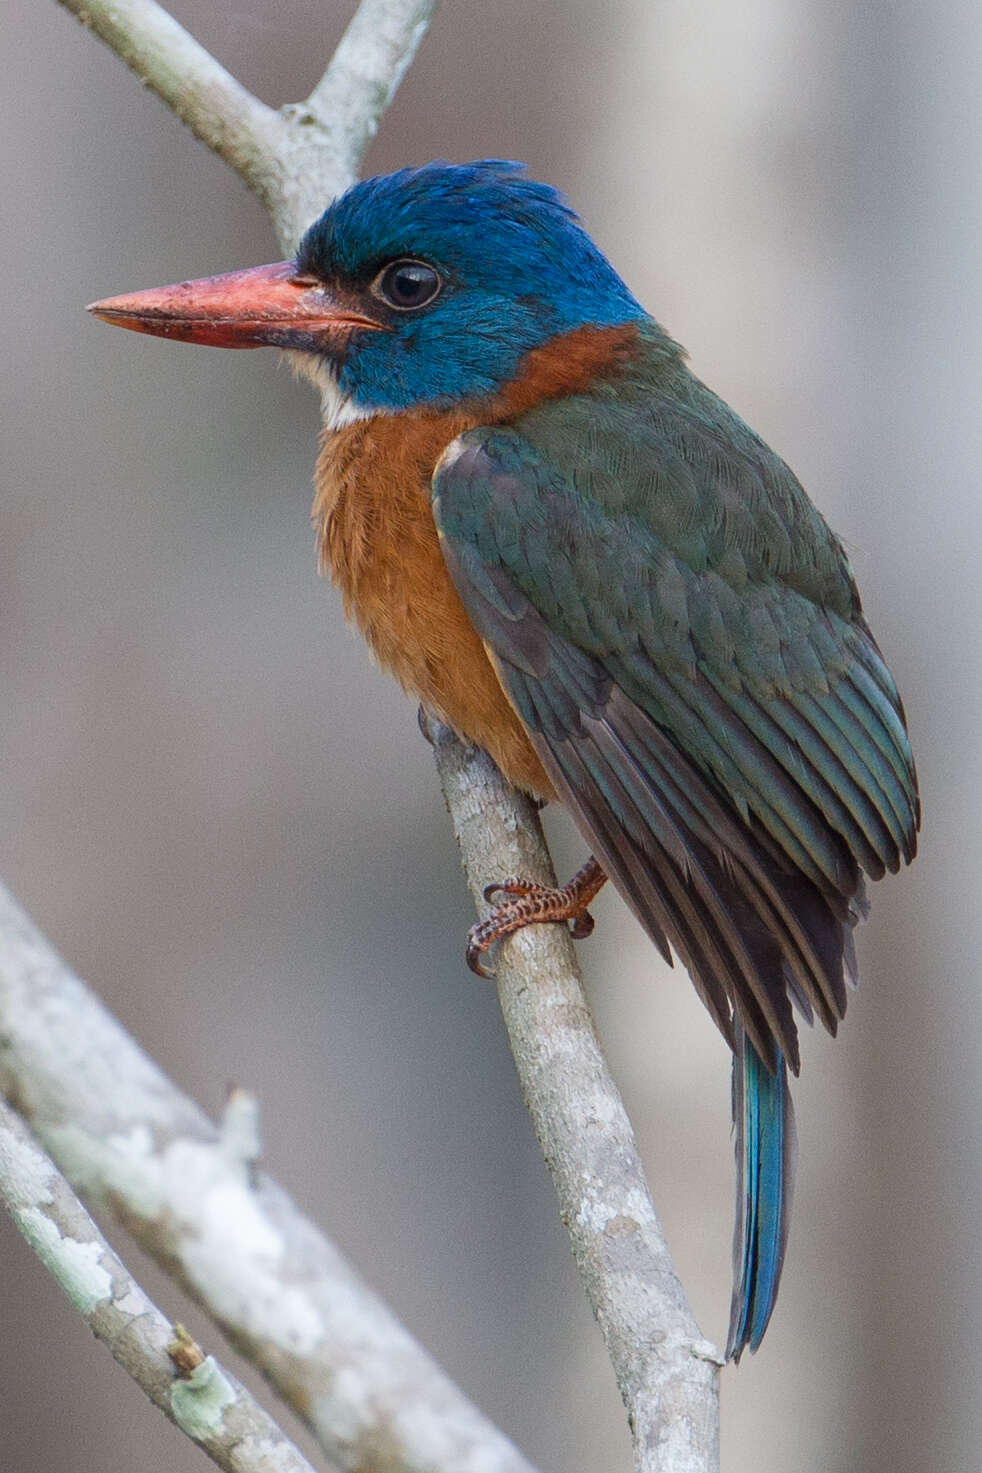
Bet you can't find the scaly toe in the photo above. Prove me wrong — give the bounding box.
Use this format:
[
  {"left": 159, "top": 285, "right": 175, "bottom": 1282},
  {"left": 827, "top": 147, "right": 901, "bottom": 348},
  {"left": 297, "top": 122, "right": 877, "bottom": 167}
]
[
  {"left": 466, "top": 925, "right": 498, "bottom": 978},
  {"left": 569, "top": 911, "right": 595, "bottom": 940},
  {"left": 482, "top": 876, "right": 538, "bottom": 903}
]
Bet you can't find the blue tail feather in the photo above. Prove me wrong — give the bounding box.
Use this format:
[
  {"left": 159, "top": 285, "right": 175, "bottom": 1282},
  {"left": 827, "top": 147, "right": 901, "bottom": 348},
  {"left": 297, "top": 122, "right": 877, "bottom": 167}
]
[{"left": 726, "top": 1027, "right": 797, "bottom": 1360}]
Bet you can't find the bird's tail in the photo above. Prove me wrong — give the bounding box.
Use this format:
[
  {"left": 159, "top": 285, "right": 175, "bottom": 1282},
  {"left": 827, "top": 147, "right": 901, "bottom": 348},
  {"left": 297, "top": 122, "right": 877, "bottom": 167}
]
[{"left": 726, "top": 1025, "right": 797, "bottom": 1361}]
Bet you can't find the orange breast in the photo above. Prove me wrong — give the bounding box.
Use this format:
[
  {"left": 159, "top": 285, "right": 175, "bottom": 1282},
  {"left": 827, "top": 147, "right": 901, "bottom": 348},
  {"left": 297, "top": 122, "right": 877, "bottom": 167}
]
[
  {"left": 311, "top": 324, "right": 642, "bottom": 799},
  {"left": 314, "top": 405, "right": 553, "bottom": 796}
]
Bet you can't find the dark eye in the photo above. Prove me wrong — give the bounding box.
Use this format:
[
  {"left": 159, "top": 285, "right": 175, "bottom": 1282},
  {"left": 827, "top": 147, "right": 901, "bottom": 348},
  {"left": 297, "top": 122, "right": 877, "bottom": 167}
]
[{"left": 372, "top": 259, "right": 441, "bottom": 311}]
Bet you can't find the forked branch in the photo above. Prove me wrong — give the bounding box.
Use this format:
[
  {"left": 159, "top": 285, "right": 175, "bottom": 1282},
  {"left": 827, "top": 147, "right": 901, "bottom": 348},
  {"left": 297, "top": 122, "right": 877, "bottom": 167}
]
[
  {"left": 24, "top": 1, "right": 723, "bottom": 1468},
  {"left": 0, "top": 1095, "right": 321, "bottom": 1473},
  {"left": 0, "top": 883, "right": 537, "bottom": 1473}
]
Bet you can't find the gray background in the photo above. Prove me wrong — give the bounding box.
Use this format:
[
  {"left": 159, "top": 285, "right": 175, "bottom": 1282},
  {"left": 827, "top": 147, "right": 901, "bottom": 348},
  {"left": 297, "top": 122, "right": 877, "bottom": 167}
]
[{"left": 2, "top": 2, "right": 979, "bottom": 1470}]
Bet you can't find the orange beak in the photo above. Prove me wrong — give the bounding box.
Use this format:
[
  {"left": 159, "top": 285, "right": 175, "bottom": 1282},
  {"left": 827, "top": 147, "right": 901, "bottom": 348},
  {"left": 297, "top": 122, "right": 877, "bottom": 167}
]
[{"left": 87, "top": 261, "right": 384, "bottom": 350}]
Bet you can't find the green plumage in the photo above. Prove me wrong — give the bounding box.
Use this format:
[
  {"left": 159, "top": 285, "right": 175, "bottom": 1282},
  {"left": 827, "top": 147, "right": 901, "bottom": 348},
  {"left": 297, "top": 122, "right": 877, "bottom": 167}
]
[
  {"left": 434, "top": 324, "right": 918, "bottom": 1069},
  {"left": 433, "top": 320, "right": 918, "bottom": 1358}
]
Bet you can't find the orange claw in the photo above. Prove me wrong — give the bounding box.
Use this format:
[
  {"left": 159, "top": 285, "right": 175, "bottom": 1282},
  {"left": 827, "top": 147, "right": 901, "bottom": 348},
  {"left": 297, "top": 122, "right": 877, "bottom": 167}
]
[{"left": 466, "top": 856, "right": 607, "bottom": 976}]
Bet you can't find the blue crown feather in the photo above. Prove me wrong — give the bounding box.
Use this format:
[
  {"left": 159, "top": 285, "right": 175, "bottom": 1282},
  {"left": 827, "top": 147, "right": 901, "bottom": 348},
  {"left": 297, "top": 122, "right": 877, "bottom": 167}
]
[{"left": 296, "top": 160, "right": 648, "bottom": 410}]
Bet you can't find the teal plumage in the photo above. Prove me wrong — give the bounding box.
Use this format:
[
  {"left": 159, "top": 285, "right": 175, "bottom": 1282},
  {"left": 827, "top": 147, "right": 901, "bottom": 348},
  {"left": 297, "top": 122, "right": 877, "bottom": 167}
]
[{"left": 729, "top": 1036, "right": 795, "bottom": 1355}]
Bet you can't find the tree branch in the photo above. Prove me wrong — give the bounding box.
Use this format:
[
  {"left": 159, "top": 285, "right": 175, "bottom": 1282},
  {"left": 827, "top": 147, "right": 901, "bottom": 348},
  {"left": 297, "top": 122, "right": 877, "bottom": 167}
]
[
  {"left": 38, "top": 0, "right": 723, "bottom": 1467},
  {"left": 55, "top": 0, "right": 440, "bottom": 246},
  {"left": 0, "top": 1096, "right": 322, "bottom": 1473},
  {"left": 300, "top": 0, "right": 439, "bottom": 192},
  {"left": 0, "top": 882, "right": 538, "bottom": 1473},
  {"left": 426, "top": 722, "right": 721, "bottom": 1472},
  {"left": 55, "top": 0, "right": 289, "bottom": 210}
]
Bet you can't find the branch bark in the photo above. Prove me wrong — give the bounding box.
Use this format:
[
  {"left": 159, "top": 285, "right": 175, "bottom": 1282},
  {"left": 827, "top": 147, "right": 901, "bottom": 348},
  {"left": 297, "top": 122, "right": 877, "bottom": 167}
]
[
  {"left": 427, "top": 723, "right": 721, "bottom": 1472},
  {"left": 0, "top": 882, "right": 538, "bottom": 1473},
  {"left": 33, "top": 1, "right": 723, "bottom": 1468},
  {"left": 0, "top": 1096, "right": 322, "bottom": 1473},
  {"left": 57, "top": 0, "right": 289, "bottom": 210},
  {"left": 57, "top": 0, "right": 441, "bottom": 245}
]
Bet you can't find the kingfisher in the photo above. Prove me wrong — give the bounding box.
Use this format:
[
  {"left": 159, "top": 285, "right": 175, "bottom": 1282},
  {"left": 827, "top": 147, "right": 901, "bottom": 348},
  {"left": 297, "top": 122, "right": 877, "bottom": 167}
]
[{"left": 88, "top": 160, "right": 919, "bottom": 1359}]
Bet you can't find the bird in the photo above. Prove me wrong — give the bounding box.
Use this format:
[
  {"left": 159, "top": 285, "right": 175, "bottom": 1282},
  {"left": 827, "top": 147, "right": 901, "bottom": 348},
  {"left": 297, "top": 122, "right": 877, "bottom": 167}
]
[{"left": 88, "top": 159, "right": 919, "bottom": 1359}]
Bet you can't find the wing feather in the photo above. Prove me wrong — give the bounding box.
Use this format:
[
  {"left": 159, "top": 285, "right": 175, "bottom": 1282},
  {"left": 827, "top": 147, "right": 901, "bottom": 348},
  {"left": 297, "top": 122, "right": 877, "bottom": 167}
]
[{"left": 432, "top": 423, "right": 918, "bottom": 1069}]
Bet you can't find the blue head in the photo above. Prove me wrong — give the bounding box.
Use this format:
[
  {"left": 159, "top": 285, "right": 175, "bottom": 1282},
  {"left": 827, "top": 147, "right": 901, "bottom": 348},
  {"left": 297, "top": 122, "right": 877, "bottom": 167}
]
[
  {"left": 89, "top": 161, "right": 650, "bottom": 415},
  {"left": 292, "top": 160, "right": 648, "bottom": 411}
]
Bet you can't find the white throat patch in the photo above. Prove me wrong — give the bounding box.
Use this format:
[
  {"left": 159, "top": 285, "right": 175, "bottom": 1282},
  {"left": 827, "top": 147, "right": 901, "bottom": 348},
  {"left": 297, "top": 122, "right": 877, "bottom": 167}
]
[{"left": 282, "top": 351, "right": 379, "bottom": 431}]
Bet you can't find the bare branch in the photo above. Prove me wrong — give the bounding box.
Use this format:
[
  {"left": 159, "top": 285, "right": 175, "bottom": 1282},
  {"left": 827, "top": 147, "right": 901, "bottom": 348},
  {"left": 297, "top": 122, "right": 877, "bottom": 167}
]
[
  {"left": 305, "top": 0, "right": 439, "bottom": 174},
  {"left": 0, "top": 884, "right": 538, "bottom": 1473},
  {"left": 269, "top": 0, "right": 441, "bottom": 245},
  {"left": 41, "top": 0, "right": 723, "bottom": 1466},
  {"left": 427, "top": 722, "right": 721, "bottom": 1473},
  {"left": 0, "top": 1094, "right": 322, "bottom": 1473},
  {"left": 54, "top": 0, "right": 288, "bottom": 210},
  {"left": 55, "top": 0, "right": 440, "bottom": 247}
]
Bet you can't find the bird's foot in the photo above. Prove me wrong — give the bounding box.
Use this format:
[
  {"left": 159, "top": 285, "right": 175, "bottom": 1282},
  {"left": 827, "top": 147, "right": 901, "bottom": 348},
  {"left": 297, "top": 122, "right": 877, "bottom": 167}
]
[{"left": 466, "top": 856, "right": 607, "bottom": 977}]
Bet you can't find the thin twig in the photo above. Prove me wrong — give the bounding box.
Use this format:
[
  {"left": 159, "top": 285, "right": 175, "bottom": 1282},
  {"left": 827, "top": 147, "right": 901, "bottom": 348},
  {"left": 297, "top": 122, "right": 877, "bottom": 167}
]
[
  {"left": 0, "top": 1094, "right": 322, "bottom": 1473},
  {"left": 55, "top": 0, "right": 288, "bottom": 210},
  {"left": 427, "top": 722, "right": 722, "bottom": 1473},
  {"left": 305, "top": 0, "right": 438, "bottom": 173},
  {"left": 55, "top": 0, "right": 440, "bottom": 246},
  {"left": 272, "top": 0, "right": 442, "bottom": 244},
  {"left": 0, "top": 883, "right": 538, "bottom": 1473}
]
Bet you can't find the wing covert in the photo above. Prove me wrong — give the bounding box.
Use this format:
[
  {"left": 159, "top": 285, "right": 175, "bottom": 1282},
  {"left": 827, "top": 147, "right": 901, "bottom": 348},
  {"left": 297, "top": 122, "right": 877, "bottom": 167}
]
[{"left": 432, "top": 424, "right": 918, "bottom": 1067}]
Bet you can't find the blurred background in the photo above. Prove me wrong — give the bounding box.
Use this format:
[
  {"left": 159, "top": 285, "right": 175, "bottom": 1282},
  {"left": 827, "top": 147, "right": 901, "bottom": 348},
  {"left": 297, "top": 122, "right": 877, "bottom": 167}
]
[{"left": 2, "top": 1, "right": 980, "bottom": 1469}]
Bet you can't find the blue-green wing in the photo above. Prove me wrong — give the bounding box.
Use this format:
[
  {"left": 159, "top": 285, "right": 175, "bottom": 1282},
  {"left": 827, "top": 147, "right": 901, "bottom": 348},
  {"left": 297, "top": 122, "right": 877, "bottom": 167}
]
[{"left": 432, "top": 418, "right": 918, "bottom": 1071}]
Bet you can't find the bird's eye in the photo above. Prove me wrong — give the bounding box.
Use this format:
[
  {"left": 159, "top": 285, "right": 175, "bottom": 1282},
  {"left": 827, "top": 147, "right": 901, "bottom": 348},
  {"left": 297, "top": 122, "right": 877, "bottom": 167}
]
[{"left": 372, "top": 260, "right": 441, "bottom": 311}]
